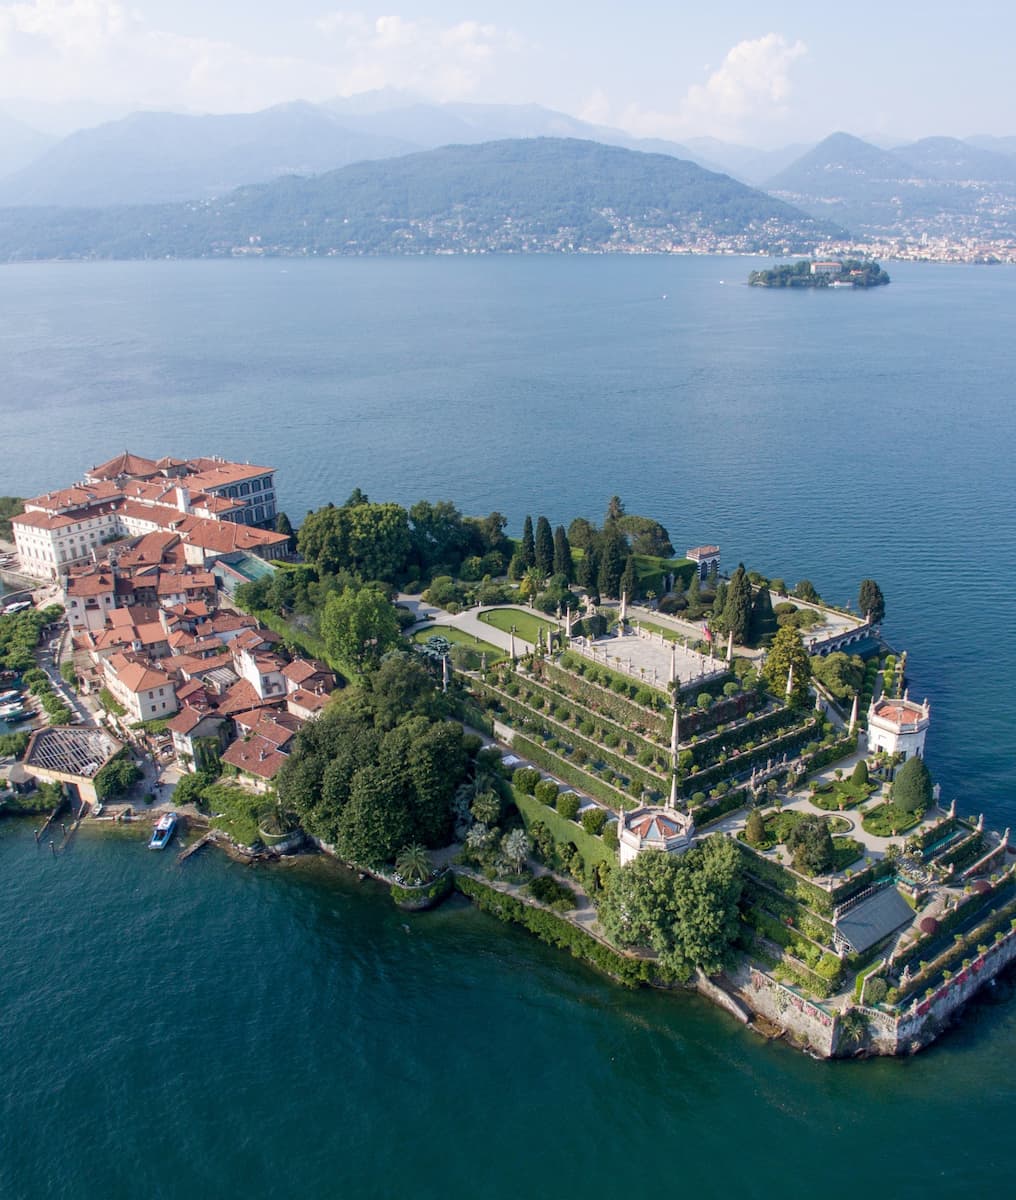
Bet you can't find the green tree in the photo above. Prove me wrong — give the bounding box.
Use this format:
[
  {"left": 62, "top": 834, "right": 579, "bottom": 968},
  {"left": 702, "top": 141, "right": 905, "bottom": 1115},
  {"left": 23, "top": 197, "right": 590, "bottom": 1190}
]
[
  {"left": 552, "top": 524, "right": 574, "bottom": 582},
  {"left": 577, "top": 544, "right": 599, "bottom": 594},
  {"left": 298, "top": 501, "right": 411, "bottom": 582},
  {"left": 567, "top": 517, "right": 597, "bottom": 549},
  {"left": 851, "top": 759, "right": 869, "bottom": 786},
  {"left": 787, "top": 816, "right": 834, "bottom": 874},
  {"left": 605, "top": 495, "right": 626, "bottom": 522},
  {"left": 892, "top": 755, "right": 932, "bottom": 814},
  {"left": 93, "top": 754, "right": 142, "bottom": 800},
  {"left": 748, "top": 586, "right": 778, "bottom": 644},
  {"left": 761, "top": 625, "right": 812, "bottom": 704},
  {"left": 793, "top": 580, "right": 820, "bottom": 603},
  {"left": 619, "top": 555, "right": 637, "bottom": 602},
  {"left": 274, "top": 511, "right": 294, "bottom": 551},
  {"left": 336, "top": 764, "right": 413, "bottom": 868},
  {"left": 534, "top": 515, "right": 554, "bottom": 578},
  {"left": 722, "top": 563, "right": 753, "bottom": 645},
  {"left": 598, "top": 836, "right": 743, "bottom": 980},
  {"left": 409, "top": 499, "right": 470, "bottom": 574},
  {"left": 745, "top": 808, "right": 767, "bottom": 846},
  {"left": 858, "top": 579, "right": 886, "bottom": 624},
  {"left": 615, "top": 514, "right": 674, "bottom": 557},
  {"left": 520, "top": 515, "right": 535, "bottom": 569},
  {"left": 597, "top": 525, "right": 627, "bottom": 598},
  {"left": 395, "top": 843, "right": 432, "bottom": 884},
  {"left": 320, "top": 586, "right": 401, "bottom": 672}
]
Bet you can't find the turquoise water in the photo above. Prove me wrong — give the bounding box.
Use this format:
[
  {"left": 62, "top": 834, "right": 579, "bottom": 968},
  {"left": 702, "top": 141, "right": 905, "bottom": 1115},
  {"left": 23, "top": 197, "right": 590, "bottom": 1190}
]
[
  {"left": 2, "top": 256, "right": 1016, "bottom": 1197},
  {"left": 3, "top": 822, "right": 1016, "bottom": 1200}
]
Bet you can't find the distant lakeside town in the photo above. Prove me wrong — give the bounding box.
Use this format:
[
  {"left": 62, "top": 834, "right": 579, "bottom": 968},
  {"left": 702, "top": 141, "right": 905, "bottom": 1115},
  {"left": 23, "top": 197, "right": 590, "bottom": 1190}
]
[{"left": 3, "top": 453, "right": 1016, "bottom": 1060}]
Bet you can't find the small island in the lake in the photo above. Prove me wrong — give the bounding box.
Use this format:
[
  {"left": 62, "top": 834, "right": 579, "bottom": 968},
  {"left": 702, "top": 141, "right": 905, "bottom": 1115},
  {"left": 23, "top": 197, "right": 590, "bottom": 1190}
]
[{"left": 749, "top": 259, "right": 891, "bottom": 288}]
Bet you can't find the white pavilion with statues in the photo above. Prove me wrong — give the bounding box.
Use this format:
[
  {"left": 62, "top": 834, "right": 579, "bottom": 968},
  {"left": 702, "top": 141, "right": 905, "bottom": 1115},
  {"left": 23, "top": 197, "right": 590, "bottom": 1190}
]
[{"left": 617, "top": 703, "right": 695, "bottom": 864}]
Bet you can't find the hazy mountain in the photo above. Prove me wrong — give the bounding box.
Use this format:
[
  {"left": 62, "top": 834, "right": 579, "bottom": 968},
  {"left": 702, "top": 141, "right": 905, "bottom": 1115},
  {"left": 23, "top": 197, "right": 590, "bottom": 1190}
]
[
  {"left": 0, "top": 103, "right": 419, "bottom": 206},
  {"left": 965, "top": 135, "right": 1016, "bottom": 156},
  {"left": 324, "top": 95, "right": 718, "bottom": 169},
  {"left": 0, "top": 111, "right": 54, "bottom": 176},
  {"left": 0, "top": 93, "right": 727, "bottom": 208},
  {"left": 891, "top": 136, "right": 1016, "bottom": 183},
  {"left": 684, "top": 137, "right": 813, "bottom": 185},
  {"left": 767, "top": 132, "right": 1016, "bottom": 238},
  {"left": 0, "top": 137, "right": 843, "bottom": 261}
]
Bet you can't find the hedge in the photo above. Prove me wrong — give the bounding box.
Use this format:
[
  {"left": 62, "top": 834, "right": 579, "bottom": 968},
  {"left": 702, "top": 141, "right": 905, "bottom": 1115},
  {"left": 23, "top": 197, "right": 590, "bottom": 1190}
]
[
  {"left": 735, "top": 841, "right": 835, "bottom": 916},
  {"left": 547, "top": 658, "right": 669, "bottom": 733},
  {"left": 683, "top": 717, "right": 821, "bottom": 792},
  {"left": 480, "top": 683, "right": 665, "bottom": 799},
  {"left": 508, "top": 733, "right": 634, "bottom": 810},
  {"left": 454, "top": 873, "right": 657, "bottom": 987},
  {"left": 496, "top": 670, "right": 669, "bottom": 758},
  {"left": 683, "top": 703, "right": 794, "bottom": 768}
]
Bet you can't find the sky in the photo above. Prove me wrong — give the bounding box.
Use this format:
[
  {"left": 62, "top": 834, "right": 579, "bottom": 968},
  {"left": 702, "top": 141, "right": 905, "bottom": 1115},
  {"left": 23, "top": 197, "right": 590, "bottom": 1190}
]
[{"left": 0, "top": 0, "right": 1014, "bottom": 144}]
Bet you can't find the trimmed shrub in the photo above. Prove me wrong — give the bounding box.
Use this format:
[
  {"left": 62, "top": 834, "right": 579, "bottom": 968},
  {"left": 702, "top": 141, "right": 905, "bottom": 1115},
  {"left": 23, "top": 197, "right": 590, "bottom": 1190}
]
[
  {"left": 581, "top": 808, "right": 607, "bottom": 835},
  {"left": 512, "top": 767, "right": 540, "bottom": 795},
  {"left": 556, "top": 792, "right": 580, "bottom": 821},
  {"left": 534, "top": 778, "right": 560, "bottom": 807}
]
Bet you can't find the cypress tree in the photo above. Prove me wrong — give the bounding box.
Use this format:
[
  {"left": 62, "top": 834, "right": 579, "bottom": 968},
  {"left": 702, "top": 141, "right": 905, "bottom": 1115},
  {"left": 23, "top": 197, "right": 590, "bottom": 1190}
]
[
  {"left": 620, "top": 556, "right": 637, "bottom": 602},
  {"left": 553, "top": 525, "right": 574, "bottom": 582},
  {"left": 520, "top": 515, "right": 535, "bottom": 569},
  {"left": 722, "top": 563, "right": 753, "bottom": 645},
  {"left": 534, "top": 515, "right": 554, "bottom": 578},
  {"left": 598, "top": 526, "right": 626, "bottom": 598},
  {"left": 687, "top": 571, "right": 702, "bottom": 611},
  {"left": 578, "top": 545, "right": 599, "bottom": 594},
  {"left": 858, "top": 579, "right": 886, "bottom": 624},
  {"left": 749, "top": 586, "right": 778, "bottom": 644}
]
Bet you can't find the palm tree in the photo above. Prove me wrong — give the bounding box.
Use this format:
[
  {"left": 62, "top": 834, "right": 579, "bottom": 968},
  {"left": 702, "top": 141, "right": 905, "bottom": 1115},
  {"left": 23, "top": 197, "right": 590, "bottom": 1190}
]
[{"left": 395, "top": 843, "right": 432, "bottom": 884}]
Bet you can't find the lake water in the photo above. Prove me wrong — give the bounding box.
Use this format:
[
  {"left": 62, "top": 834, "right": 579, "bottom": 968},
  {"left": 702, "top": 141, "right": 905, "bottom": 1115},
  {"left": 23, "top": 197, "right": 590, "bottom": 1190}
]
[{"left": 1, "top": 255, "right": 1015, "bottom": 1198}]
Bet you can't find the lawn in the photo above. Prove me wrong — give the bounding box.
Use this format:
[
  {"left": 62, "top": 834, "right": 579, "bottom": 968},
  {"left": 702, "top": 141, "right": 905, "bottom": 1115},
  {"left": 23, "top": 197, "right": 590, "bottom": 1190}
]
[
  {"left": 513, "top": 787, "right": 612, "bottom": 868},
  {"left": 479, "top": 607, "right": 557, "bottom": 644},
  {"left": 862, "top": 803, "right": 923, "bottom": 838},
  {"left": 411, "top": 625, "right": 505, "bottom": 666},
  {"left": 808, "top": 778, "right": 877, "bottom": 812}
]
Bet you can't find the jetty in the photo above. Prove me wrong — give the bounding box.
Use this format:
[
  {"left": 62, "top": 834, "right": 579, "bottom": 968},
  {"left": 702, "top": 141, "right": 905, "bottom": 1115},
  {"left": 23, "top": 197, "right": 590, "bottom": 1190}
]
[{"left": 177, "top": 829, "right": 215, "bottom": 864}]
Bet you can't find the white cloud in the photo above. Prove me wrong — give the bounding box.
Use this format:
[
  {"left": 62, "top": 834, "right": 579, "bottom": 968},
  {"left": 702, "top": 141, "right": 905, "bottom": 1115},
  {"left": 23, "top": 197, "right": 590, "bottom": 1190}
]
[
  {"left": 682, "top": 33, "right": 807, "bottom": 124},
  {"left": 590, "top": 33, "right": 808, "bottom": 141},
  {"left": 316, "top": 10, "right": 523, "bottom": 101},
  {"left": 0, "top": 2, "right": 521, "bottom": 111}
]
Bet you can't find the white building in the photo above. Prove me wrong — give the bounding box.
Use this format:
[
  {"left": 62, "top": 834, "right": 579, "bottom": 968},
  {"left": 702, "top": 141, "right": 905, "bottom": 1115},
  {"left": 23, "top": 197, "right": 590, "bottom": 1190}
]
[
  {"left": 866, "top": 693, "right": 930, "bottom": 761},
  {"left": 618, "top": 806, "right": 695, "bottom": 866},
  {"left": 101, "top": 654, "right": 179, "bottom": 723},
  {"left": 13, "top": 452, "right": 288, "bottom": 580},
  {"left": 685, "top": 545, "right": 720, "bottom": 580}
]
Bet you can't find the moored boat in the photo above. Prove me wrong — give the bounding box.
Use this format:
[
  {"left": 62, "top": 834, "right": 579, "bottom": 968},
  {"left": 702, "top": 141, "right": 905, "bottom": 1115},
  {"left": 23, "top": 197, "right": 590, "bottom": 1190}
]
[{"left": 148, "top": 812, "right": 178, "bottom": 850}]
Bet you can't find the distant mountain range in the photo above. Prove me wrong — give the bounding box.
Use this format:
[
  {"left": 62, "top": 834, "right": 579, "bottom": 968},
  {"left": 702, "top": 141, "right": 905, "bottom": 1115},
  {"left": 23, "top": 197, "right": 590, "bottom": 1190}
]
[
  {"left": 2, "top": 91, "right": 1016, "bottom": 245},
  {"left": 0, "top": 96, "right": 718, "bottom": 207},
  {"left": 767, "top": 132, "right": 1016, "bottom": 238},
  {"left": 0, "top": 138, "right": 842, "bottom": 261}
]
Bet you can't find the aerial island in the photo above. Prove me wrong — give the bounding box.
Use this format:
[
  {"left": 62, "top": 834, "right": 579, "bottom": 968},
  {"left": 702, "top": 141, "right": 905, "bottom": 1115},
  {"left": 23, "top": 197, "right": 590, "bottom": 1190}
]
[
  {"left": 2, "top": 454, "right": 1013, "bottom": 1060},
  {"left": 749, "top": 258, "right": 892, "bottom": 288}
]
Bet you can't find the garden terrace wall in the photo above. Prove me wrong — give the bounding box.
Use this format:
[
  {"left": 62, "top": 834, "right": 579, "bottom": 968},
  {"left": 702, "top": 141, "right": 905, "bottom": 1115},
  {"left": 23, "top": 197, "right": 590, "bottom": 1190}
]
[
  {"left": 682, "top": 716, "right": 821, "bottom": 793},
  {"left": 741, "top": 877, "right": 836, "bottom": 945},
  {"left": 683, "top": 703, "right": 792, "bottom": 768},
  {"left": 735, "top": 841, "right": 835, "bottom": 915},
  {"left": 454, "top": 872, "right": 658, "bottom": 987},
  {"left": 508, "top": 733, "right": 636, "bottom": 810},
  {"left": 692, "top": 789, "right": 750, "bottom": 828},
  {"left": 829, "top": 857, "right": 896, "bottom": 907},
  {"left": 475, "top": 681, "right": 666, "bottom": 798},
  {"left": 547, "top": 658, "right": 669, "bottom": 736},
  {"left": 730, "top": 963, "right": 838, "bottom": 1056},
  {"left": 869, "top": 913, "right": 1016, "bottom": 1055},
  {"left": 504, "top": 671, "right": 672, "bottom": 762}
]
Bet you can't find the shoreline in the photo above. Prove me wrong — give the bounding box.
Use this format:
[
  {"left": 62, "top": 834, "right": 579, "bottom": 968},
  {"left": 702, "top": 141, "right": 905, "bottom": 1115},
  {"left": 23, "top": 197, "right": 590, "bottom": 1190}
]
[{"left": 22, "top": 808, "right": 1011, "bottom": 1061}]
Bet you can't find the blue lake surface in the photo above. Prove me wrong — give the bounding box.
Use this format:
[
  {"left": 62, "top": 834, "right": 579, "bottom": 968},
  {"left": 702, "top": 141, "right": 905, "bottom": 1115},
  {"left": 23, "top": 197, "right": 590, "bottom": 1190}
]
[{"left": 1, "top": 255, "right": 1015, "bottom": 1198}]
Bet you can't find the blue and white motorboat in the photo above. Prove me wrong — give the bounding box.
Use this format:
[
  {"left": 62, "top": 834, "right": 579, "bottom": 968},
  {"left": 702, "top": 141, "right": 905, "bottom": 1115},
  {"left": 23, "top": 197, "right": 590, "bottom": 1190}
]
[{"left": 148, "top": 812, "right": 178, "bottom": 850}]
